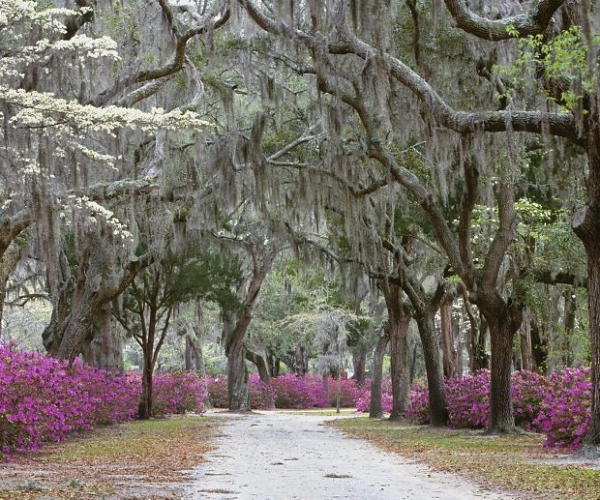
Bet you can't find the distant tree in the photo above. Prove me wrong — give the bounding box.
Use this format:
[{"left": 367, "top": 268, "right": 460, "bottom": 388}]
[{"left": 114, "top": 250, "right": 240, "bottom": 419}]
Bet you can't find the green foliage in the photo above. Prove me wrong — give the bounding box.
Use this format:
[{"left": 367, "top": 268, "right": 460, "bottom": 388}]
[
  {"left": 500, "top": 25, "right": 600, "bottom": 111},
  {"left": 345, "top": 317, "right": 372, "bottom": 348},
  {"left": 164, "top": 252, "right": 242, "bottom": 311}
]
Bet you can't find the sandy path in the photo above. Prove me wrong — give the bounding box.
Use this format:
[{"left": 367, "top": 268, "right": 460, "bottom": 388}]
[{"left": 185, "top": 411, "right": 517, "bottom": 500}]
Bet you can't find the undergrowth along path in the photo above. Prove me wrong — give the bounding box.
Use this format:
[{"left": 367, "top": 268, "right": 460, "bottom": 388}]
[{"left": 186, "top": 410, "right": 516, "bottom": 500}]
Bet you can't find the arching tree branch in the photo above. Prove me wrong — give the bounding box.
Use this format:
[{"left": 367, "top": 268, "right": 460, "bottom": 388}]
[{"left": 443, "top": 0, "right": 565, "bottom": 40}]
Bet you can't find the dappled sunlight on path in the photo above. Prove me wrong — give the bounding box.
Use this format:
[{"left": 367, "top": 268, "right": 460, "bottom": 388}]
[{"left": 185, "top": 410, "right": 517, "bottom": 500}]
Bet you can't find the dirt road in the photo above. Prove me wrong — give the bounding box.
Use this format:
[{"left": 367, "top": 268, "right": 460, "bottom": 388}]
[{"left": 185, "top": 411, "right": 516, "bottom": 500}]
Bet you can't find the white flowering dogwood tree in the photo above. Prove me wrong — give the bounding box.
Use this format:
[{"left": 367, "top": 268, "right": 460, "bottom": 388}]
[{"left": 0, "top": 0, "right": 226, "bottom": 363}]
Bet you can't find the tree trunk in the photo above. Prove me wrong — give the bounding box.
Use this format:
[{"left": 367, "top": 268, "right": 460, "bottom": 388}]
[
  {"left": 137, "top": 305, "right": 160, "bottom": 420},
  {"left": 293, "top": 345, "right": 308, "bottom": 376},
  {"left": 267, "top": 352, "right": 280, "bottom": 377},
  {"left": 139, "top": 356, "right": 154, "bottom": 419},
  {"left": 0, "top": 242, "right": 27, "bottom": 337},
  {"left": 529, "top": 316, "right": 547, "bottom": 373},
  {"left": 351, "top": 345, "right": 367, "bottom": 387},
  {"left": 416, "top": 314, "right": 449, "bottom": 426},
  {"left": 228, "top": 337, "right": 249, "bottom": 411},
  {"left": 55, "top": 299, "right": 102, "bottom": 361},
  {"left": 572, "top": 202, "right": 600, "bottom": 448},
  {"left": 44, "top": 246, "right": 147, "bottom": 362},
  {"left": 185, "top": 335, "right": 195, "bottom": 371},
  {"left": 477, "top": 294, "right": 521, "bottom": 433},
  {"left": 185, "top": 333, "right": 206, "bottom": 375},
  {"left": 519, "top": 309, "right": 533, "bottom": 372},
  {"left": 385, "top": 286, "right": 411, "bottom": 421},
  {"left": 318, "top": 371, "right": 327, "bottom": 405},
  {"left": 222, "top": 245, "right": 276, "bottom": 410},
  {"left": 440, "top": 301, "right": 457, "bottom": 378},
  {"left": 462, "top": 291, "right": 488, "bottom": 373},
  {"left": 88, "top": 304, "right": 124, "bottom": 371},
  {"left": 369, "top": 330, "right": 389, "bottom": 418},
  {"left": 246, "top": 349, "right": 271, "bottom": 385},
  {"left": 472, "top": 315, "right": 490, "bottom": 372},
  {"left": 488, "top": 320, "right": 515, "bottom": 432},
  {"left": 562, "top": 288, "right": 576, "bottom": 368}
]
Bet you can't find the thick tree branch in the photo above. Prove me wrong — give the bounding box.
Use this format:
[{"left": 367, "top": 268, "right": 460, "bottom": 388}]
[
  {"left": 526, "top": 268, "right": 587, "bottom": 288},
  {"left": 0, "top": 210, "right": 32, "bottom": 259},
  {"left": 481, "top": 181, "right": 519, "bottom": 290},
  {"left": 334, "top": 17, "right": 583, "bottom": 146},
  {"left": 240, "top": 0, "right": 583, "bottom": 145},
  {"left": 458, "top": 139, "right": 477, "bottom": 272},
  {"left": 82, "top": 178, "right": 158, "bottom": 201},
  {"left": 443, "top": 0, "right": 564, "bottom": 41},
  {"left": 267, "top": 125, "right": 321, "bottom": 162},
  {"left": 90, "top": 4, "right": 230, "bottom": 106}
]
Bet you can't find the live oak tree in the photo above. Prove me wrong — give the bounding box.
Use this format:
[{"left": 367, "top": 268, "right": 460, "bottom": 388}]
[
  {"left": 113, "top": 245, "right": 240, "bottom": 419},
  {"left": 216, "top": 224, "right": 279, "bottom": 411},
  {"left": 293, "top": 195, "right": 451, "bottom": 424},
  {"left": 0, "top": 1, "right": 221, "bottom": 363},
  {"left": 236, "top": 1, "right": 600, "bottom": 443},
  {"left": 5, "top": 0, "right": 600, "bottom": 447},
  {"left": 234, "top": 1, "right": 496, "bottom": 427}
]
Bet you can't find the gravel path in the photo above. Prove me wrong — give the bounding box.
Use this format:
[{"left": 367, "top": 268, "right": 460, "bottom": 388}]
[{"left": 185, "top": 411, "right": 517, "bottom": 500}]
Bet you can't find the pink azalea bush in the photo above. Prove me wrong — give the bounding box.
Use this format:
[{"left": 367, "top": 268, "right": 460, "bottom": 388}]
[
  {"left": 408, "top": 370, "right": 546, "bottom": 429},
  {"left": 327, "top": 377, "right": 361, "bottom": 407},
  {"left": 205, "top": 376, "right": 228, "bottom": 408},
  {"left": 271, "top": 374, "right": 328, "bottom": 408},
  {"left": 355, "top": 378, "right": 393, "bottom": 414},
  {"left": 204, "top": 374, "right": 276, "bottom": 409},
  {"left": 0, "top": 345, "right": 209, "bottom": 459},
  {"left": 405, "top": 382, "right": 430, "bottom": 424},
  {"left": 206, "top": 374, "right": 360, "bottom": 410},
  {"left": 511, "top": 370, "right": 546, "bottom": 428},
  {"left": 405, "top": 368, "right": 591, "bottom": 450},
  {"left": 0, "top": 344, "right": 138, "bottom": 458},
  {"left": 532, "top": 366, "right": 591, "bottom": 449},
  {"left": 248, "top": 374, "right": 275, "bottom": 409},
  {"left": 148, "top": 371, "right": 207, "bottom": 417},
  {"left": 445, "top": 370, "right": 491, "bottom": 428}
]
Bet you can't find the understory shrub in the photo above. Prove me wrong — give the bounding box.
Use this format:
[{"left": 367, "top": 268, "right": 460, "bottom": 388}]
[
  {"left": 206, "top": 374, "right": 360, "bottom": 410},
  {"left": 532, "top": 366, "right": 591, "bottom": 449},
  {"left": 205, "top": 376, "right": 228, "bottom": 408},
  {"left": 445, "top": 370, "right": 491, "bottom": 428},
  {"left": 0, "top": 344, "right": 138, "bottom": 458},
  {"left": 270, "top": 374, "right": 328, "bottom": 408},
  {"left": 355, "top": 378, "right": 393, "bottom": 414},
  {"left": 327, "top": 377, "right": 361, "bottom": 407},
  {"left": 406, "top": 368, "right": 589, "bottom": 449},
  {"left": 408, "top": 370, "right": 546, "bottom": 429},
  {"left": 150, "top": 371, "right": 208, "bottom": 416},
  {"left": 405, "top": 382, "right": 429, "bottom": 424},
  {"left": 0, "top": 345, "right": 208, "bottom": 459},
  {"left": 249, "top": 374, "right": 275, "bottom": 409}
]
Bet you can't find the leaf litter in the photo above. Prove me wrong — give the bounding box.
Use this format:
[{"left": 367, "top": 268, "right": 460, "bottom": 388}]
[{"left": 0, "top": 415, "right": 217, "bottom": 500}]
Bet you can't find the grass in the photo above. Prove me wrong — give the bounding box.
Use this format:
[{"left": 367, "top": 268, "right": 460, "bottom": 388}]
[
  {"left": 331, "top": 417, "right": 600, "bottom": 500},
  {"left": 0, "top": 415, "right": 218, "bottom": 500},
  {"left": 54, "top": 415, "right": 214, "bottom": 465}
]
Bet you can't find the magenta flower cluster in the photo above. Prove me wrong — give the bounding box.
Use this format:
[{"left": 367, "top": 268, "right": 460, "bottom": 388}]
[
  {"left": 531, "top": 367, "right": 592, "bottom": 449},
  {"left": 206, "top": 374, "right": 360, "bottom": 409},
  {"left": 405, "top": 368, "right": 591, "bottom": 449},
  {"left": 354, "top": 378, "right": 394, "bottom": 413},
  {"left": 126, "top": 371, "right": 208, "bottom": 417},
  {"left": 0, "top": 345, "right": 208, "bottom": 459},
  {"left": 0, "top": 344, "right": 138, "bottom": 458}
]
